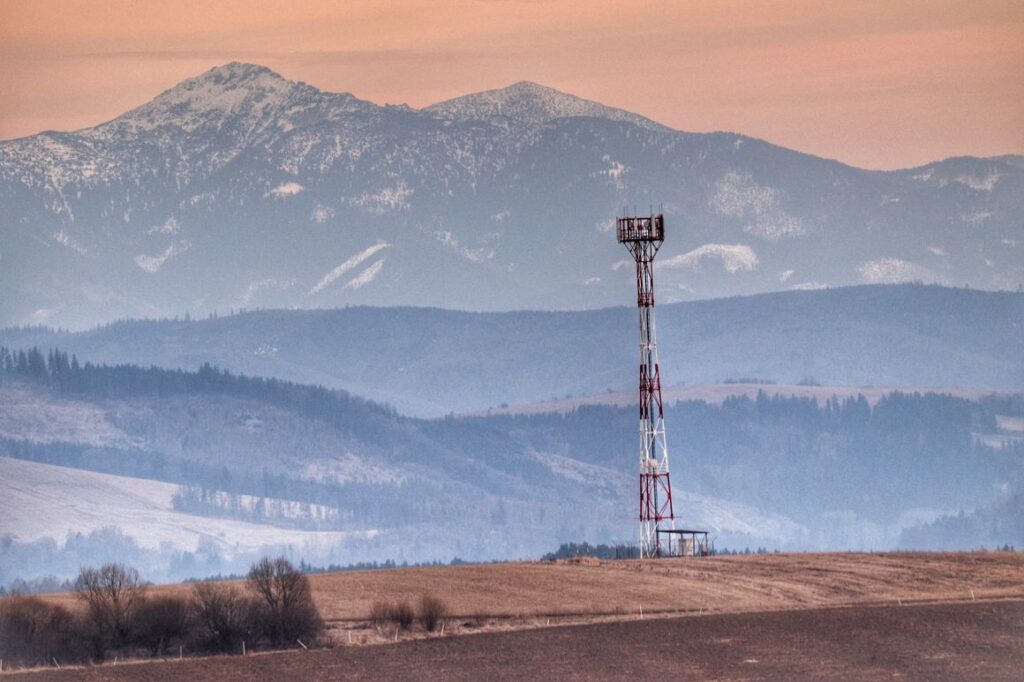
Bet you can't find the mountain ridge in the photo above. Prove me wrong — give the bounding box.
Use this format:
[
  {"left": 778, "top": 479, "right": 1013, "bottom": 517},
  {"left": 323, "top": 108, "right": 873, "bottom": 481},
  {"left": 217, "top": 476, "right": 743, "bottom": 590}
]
[
  {"left": 3, "top": 284, "right": 1020, "bottom": 417},
  {"left": 2, "top": 63, "right": 1021, "bottom": 329}
]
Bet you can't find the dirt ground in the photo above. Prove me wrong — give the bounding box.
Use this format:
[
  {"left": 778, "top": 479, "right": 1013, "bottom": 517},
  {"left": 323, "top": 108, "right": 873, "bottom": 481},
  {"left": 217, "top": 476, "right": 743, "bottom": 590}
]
[{"left": 12, "top": 600, "right": 1023, "bottom": 681}]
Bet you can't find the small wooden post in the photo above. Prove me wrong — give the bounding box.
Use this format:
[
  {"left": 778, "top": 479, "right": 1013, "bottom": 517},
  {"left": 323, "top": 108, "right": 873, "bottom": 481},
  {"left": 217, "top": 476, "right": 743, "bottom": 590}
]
[{"left": 242, "top": 641, "right": 246, "bottom": 656}]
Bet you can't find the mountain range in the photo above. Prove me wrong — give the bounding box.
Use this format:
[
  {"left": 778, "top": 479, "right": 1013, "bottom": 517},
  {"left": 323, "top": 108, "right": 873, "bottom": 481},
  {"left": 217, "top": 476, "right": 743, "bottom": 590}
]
[{"left": 2, "top": 62, "right": 1022, "bottom": 329}]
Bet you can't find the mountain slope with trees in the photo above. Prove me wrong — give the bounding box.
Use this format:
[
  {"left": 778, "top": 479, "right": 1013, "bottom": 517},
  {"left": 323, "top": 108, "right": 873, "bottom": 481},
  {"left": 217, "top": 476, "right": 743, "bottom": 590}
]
[
  {"left": 1, "top": 349, "right": 1020, "bottom": 582},
  {"left": 3, "top": 285, "right": 1021, "bottom": 416}
]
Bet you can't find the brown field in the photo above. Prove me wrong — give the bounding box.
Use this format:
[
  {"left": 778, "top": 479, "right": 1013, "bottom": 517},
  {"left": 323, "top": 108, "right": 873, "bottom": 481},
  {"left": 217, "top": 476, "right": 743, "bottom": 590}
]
[
  {"left": 11, "top": 600, "right": 1024, "bottom": 681},
  {"left": 307, "top": 551, "right": 1024, "bottom": 623},
  {"left": 17, "top": 552, "right": 1023, "bottom": 679},
  {"left": 39, "top": 551, "right": 1024, "bottom": 623}
]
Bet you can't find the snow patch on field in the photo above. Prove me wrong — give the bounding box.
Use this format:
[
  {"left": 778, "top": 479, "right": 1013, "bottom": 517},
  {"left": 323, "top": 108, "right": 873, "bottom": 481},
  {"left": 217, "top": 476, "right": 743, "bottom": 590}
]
[
  {"left": 529, "top": 448, "right": 801, "bottom": 542},
  {"left": 961, "top": 210, "right": 992, "bottom": 225},
  {"left": 710, "top": 171, "right": 807, "bottom": 240},
  {"left": 147, "top": 217, "right": 181, "bottom": 235},
  {"left": 135, "top": 240, "right": 190, "bottom": 272},
  {"left": 342, "top": 258, "right": 384, "bottom": 290},
  {"left": 0, "top": 457, "right": 373, "bottom": 554},
  {"left": 954, "top": 172, "right": 999, "bottom": 192},
  {"left": 435, "top": 231, "right": 495, "bottom": 263},
  {"left": 660, "top": 243, "right": 759, "bottom": 273},
  {"left": 301, "top": 456, "right": 406, "bottom": 485},
  {"left": 857, "top": 258, "right": 938, "bottom": 284},
  {"left": 266, "top": 181, "right": 304, "bottom": 198},
  {"left": 598, "top": 155, "right": 627, "bottom": 189},
  {"left": 0, "top": 385, "right": 134, "bottom": 447},
  {"left": 349, "top": 184, "right": 412, "bottom": 212},
  {"left": 529, "top": 450, "right": 626, "bottom": 492},
  {"left": 310, "top": 203, "right": 335, "bottom": 223},
  {"left": 239, "top": 277, "right": 296, "bottom": 305},
  {"left": 53, "top": 230, "right": 87, "bottom": 254},
  {"left": 676, "top": 490, "right": 803, "bottom": 541},
  {"left": 308, "top": 242, "right": 389, "bottom": 295}
]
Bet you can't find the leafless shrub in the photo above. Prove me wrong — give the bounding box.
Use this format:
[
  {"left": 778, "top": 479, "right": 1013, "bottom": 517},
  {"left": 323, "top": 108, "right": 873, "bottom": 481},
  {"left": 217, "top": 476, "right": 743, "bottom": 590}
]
[
  {"left": 246, "top": 556, "right": 322, "bottom": 643},
  {"left": 0, "top": 595, "right": 86, "bottom": 667},
  {"left": 389, "top": 601, "right": 415, "bottom": 630},
  {"left": 75, "top": 563, "right": 145, "bottom": 658},
  {"left": 418, "top": 595, "right": 448, "bottom": 632},
  {"left": 132, "top": 595, "right": 191, "bottom": 656},
  {"left": 369, "top": 601, "right": 391, "bottom": 629},
  {"left": 190, "top": 582, "right": 253, "bottom": 652}
]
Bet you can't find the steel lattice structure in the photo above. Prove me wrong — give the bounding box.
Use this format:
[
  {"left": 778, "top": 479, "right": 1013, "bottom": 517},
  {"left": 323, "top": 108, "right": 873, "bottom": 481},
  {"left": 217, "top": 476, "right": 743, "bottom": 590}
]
[{"left": 617, "top": 213, "right": 675, "bottom": 557}]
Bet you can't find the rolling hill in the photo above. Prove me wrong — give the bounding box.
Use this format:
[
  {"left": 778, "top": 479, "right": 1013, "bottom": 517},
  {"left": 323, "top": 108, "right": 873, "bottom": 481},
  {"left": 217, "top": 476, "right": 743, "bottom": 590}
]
[
  {"left": 3, "top": 284, "right": 1021, "bottom": 416},
  {"left": 1, "top": 352, "right": 1020, "bottom": 582}
]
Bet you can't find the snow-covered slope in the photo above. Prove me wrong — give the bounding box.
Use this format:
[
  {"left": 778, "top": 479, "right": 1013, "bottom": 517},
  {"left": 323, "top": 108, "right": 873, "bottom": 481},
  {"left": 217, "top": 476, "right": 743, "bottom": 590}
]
[
  {"left": 1, "top": 63, "right": 1021, "bottom": 329},
  {"left": 0, "top": 456, "right": 366, "bottom": 553},
  {"left": 425, "top": 80, "right": 667, "bottom": 132}
]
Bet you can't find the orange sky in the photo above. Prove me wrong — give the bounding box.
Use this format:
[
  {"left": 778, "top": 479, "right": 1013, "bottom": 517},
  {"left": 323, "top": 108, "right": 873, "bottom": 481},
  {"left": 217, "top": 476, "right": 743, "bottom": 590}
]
[{"left": 1, "top": 0, "right": 1022, "bottom": 169}]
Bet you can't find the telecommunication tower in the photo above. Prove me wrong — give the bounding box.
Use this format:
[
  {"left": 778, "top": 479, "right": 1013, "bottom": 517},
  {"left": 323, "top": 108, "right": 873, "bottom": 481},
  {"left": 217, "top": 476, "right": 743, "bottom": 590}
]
[{"left": 617, "top": 213, "right": 675, "bottom": 557}]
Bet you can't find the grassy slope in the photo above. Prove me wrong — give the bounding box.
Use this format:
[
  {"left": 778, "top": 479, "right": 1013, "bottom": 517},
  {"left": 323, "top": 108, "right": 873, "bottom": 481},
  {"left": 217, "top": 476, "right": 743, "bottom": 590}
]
[{"left": 42, "top": 551, "right": 1024, "bottom": 621}]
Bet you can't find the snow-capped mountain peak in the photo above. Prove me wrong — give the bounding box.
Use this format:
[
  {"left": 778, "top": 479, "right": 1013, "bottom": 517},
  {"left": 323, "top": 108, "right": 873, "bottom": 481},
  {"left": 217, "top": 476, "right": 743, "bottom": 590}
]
[
  {"left": 424, "top": 80, "right": 669, "bottom": 131},
  {"left": 109, "top": 62, "right": 314, "bottom": 134},
  {"left": 0, "top": 62, "right": 1020, "bottom": 330}
]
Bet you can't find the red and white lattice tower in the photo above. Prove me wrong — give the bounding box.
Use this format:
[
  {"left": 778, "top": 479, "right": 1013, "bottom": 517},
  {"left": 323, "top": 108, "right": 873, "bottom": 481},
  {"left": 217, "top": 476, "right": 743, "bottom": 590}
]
[{"left": 617, "top": 213, "right": 675, "bottom": 558}]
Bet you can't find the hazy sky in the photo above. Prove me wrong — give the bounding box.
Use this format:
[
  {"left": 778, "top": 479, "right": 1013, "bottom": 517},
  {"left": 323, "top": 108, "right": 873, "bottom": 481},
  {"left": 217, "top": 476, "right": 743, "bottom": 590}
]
[{"left": 1, "top": 0, "right": 1021, "bottom": 169}]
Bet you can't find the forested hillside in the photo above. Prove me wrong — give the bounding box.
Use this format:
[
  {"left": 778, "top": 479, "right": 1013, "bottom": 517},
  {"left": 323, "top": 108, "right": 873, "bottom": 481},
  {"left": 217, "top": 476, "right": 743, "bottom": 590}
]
[
  {"left": 3, "top": 284, "right": 1021, "bottom": 415},
  {"left": 2, "top": 348, "right": 1020, "bottom": 582}
]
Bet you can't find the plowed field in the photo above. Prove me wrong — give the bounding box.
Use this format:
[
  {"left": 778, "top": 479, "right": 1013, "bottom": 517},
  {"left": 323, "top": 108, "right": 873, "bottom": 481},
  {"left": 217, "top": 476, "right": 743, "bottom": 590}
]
[{"left": 14, "top": 601, "right": 1024, "bottom": 681}]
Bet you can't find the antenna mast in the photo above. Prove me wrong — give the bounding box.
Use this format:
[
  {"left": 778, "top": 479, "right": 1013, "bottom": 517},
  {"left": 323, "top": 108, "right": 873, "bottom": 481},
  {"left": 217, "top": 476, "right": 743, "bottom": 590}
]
[{"left": 617, "top": 213, "right": 675, "bottom": 557}]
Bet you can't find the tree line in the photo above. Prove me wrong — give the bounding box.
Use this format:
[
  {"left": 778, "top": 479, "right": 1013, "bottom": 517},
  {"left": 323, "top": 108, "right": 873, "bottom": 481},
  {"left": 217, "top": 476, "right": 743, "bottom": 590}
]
[{"left": 0, "top": 556, "right": 321, "bottom": 669}]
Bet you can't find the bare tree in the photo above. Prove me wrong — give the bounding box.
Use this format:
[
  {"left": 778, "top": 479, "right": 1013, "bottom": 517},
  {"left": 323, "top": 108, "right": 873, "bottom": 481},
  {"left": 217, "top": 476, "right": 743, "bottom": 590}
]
[
  {"left": 75, "top": 563, "right": 145, "bottom": 657},
  {"left": 0, "top": 595, "right": 84, "bottom": 667},
  {"left": 132, "top": 595, "right": 191, "bottom": 656},
  {"left": 190, "top": 582, "right": 251, "bottom": 652},
  {"left": 247, "top": 556, "right": 321, "bottom": 643}
]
